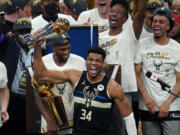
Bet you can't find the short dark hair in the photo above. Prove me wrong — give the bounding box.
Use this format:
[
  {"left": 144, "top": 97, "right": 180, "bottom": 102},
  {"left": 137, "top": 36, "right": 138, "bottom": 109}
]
[
  {"left": 153, "top": 7, "right": 174, "bottom": 32},
  {"left": 87, "top": 46, "right": 106, "bottom": 61},
  {"left": 110, "top": 0, "right": 129, "bottom": 19}
]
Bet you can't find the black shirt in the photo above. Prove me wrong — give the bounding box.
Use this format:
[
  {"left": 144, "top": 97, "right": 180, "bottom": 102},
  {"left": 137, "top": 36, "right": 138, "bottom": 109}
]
[
  {"left": 0, "top": 20, "right": 14, "bottom": 35},
  {"left": 73, "top": 71, "right": 124, "bottom": 135}
]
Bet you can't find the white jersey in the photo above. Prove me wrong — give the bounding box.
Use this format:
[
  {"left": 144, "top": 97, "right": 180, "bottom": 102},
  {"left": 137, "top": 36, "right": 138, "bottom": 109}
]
[
  {"left": 77, "top": 8, "right": 132, "bottom": 33},
  {"left": 41, "top": 53, "right": 85, "bottom": 134},
  {"left": 139, "top": 25, "right": 153, "bottom": 40},
  {"left": 99, "top": 23, "right": 138, "bottom": 93},
  {"left": 31, "top": 13, "right": 77, "bottom": 33},
  {"left": 135, "top": 37, "right": 180, "bottom": 111},
  {"left": 0, "top": 62, "right": 8, "bottom": 89}
]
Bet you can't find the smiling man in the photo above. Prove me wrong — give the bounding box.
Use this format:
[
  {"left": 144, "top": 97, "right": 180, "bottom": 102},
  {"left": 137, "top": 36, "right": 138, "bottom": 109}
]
[
  {"left": 77, "top": 0, "right": 112, "bottom": 33},
  {"left": 33, "top": 39, "right": 137, "bottom": 135},
  {"left": 77, "top": 0, "right": 132, "bottom": 33},
  {"left": 139, "top": 0, "right": 163, "bottom": 39},
  {"left": 135, "top": 7, "right": 180, "bottom": 135},
  {"left": 98, "top": 0, "right": 146, "bottom": 130}
]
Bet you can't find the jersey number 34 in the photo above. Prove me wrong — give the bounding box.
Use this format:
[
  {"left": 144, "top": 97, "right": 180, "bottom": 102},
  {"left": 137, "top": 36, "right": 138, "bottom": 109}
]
[{"left": 80, "top": 109, "right": 92, "bottom": 122}]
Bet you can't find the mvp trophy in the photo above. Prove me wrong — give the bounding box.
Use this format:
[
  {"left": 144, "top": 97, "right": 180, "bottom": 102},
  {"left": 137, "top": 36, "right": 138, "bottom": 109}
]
[{"left": 31, "top": 17, "right": 72, "bottom": 130}]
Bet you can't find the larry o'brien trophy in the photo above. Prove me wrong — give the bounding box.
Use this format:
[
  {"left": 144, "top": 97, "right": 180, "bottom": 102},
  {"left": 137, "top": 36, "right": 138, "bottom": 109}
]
[
  {"left": 31, "top": 77, "right": 71, "bottom": 129},
  {"left": 31, "top": 17, "right": 72, "bottom": 129}
]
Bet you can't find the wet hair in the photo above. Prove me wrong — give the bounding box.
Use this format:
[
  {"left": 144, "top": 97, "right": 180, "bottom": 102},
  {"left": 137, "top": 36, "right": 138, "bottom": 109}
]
[
  {"left": 87, "top": 46, "right": 106, "bottom": 61},
  {"left": 110, "top": 0, "right": 129, "bottom": 19}
]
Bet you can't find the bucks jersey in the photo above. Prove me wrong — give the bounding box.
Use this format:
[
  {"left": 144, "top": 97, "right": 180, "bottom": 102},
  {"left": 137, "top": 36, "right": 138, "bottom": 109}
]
[{"left": 73, "top": 71, "right": 119, "bottom": 135}]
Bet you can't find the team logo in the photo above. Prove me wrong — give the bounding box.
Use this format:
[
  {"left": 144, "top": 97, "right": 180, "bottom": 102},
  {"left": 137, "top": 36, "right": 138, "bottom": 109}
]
[
  {"left": 83, "top": 86, "right": 99, "bottom": 107},
  {"left": 81, "top": 80, "right": 86, "bottom": 86},
  {"left": 153, "top": 60, "right": 163, "bottom": 71},
  {"left": 56, "top": 83, "right": 66, "bottom": 95},
  {"left": 97, "top": 84, "right": 104, "bottom": 91}
]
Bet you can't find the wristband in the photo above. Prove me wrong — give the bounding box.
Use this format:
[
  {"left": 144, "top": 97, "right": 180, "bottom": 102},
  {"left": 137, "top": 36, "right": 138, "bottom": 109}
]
[{"left": 124, "top": 112, "right": 137, "bottom": 135}]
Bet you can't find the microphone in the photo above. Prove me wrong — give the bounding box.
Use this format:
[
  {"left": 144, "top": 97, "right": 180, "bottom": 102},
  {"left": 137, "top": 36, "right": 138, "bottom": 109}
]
[
  {"left": 146, "top": 71, "right": 180, "bottom": 98},
  {"left": 145, "top": 71, "right": 171, "bottom": 89}
]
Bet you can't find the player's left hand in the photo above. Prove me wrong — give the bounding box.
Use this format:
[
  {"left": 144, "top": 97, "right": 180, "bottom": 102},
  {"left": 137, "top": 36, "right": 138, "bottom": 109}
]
[{"left": 157, "top": 101, "right": 170, "bottom": 118}]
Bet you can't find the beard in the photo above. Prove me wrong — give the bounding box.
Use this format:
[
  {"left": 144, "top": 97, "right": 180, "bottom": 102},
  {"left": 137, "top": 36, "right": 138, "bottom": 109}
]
[
  {"left": 154, "top": 35, "right": 161, "bottom": 39},
  {"left": 56, "top": 53, "right": 69, "bottom": 63}
]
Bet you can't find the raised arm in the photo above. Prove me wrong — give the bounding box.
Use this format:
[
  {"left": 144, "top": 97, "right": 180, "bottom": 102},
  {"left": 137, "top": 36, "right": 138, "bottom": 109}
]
[
  {"left": 108, "top": 79, "right": 137, "bottom": 135},
  {"left": 33, "top": 39, "right": 81, "bottom": 86},
  {"left": 133, "top": 0, "right": 147, "bottom": 39}
]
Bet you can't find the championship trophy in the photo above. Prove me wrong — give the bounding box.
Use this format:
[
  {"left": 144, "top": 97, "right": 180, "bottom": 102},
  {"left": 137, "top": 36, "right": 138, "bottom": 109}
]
[
  {"left": 31, "top": 18, "right": 72, "bottom": 129},
  {"left": 31, "top": 76, "right": 71, "bottom": 129}
]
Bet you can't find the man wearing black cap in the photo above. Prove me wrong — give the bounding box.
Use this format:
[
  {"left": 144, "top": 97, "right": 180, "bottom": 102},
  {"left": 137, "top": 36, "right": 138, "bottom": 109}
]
[
  {"left": 38, "top": 33, "right": 85, "bottom": 135},
  {"left": 0, "top": 0, "right": 27, "bottom": 35},
  {"left": 135, "top": 7, "right": 180, "bottom": 135},
  {"left": 0, "top": 17, "right": 34, "bottom": 135}
]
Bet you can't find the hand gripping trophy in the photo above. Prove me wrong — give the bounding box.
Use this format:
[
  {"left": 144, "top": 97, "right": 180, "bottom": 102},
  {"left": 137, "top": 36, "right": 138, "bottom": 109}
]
[{"left": 31, "top": 17, "right": 72, "bottom": 129}]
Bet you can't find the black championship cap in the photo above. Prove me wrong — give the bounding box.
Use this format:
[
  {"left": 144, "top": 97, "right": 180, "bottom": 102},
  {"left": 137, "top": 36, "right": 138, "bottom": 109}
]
[
  {"left": 0, "top": 0, "right": 27, "bottom": 14},
  {"left": 13, "top": 17, "right": 32, "bottom": 31},
  {"left": 46, "top": 33, "right": 70, "bottom": 46},
  {"left": 147, "top": 0, "right": 163, "bottom": 10},
  {"left": 64, "top": 0, "right": 88, "bottom": 16},
  {"left": 153, "top": 7, "right": 174, "bottom": 32}
]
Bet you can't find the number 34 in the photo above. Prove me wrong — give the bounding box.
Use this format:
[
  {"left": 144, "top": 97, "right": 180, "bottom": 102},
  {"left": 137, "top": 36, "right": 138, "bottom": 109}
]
[{"left": 80, "top": 109, "right": 92, "bottom": 122}]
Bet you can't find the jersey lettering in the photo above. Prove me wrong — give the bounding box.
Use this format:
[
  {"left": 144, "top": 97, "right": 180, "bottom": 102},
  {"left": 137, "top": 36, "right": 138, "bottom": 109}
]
[{"left": 80, "top": 109, "right": 92, "bottom": 122}]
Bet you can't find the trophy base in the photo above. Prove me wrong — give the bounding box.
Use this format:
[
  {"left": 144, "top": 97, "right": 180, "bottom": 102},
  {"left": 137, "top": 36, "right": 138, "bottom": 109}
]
[
  {"left": 61, "top": 120, "right": 73, "bottom": 130},
  {"left": 41, "top": 96, "right": 69, "bottom": 128}
]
